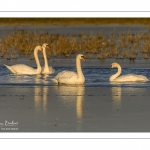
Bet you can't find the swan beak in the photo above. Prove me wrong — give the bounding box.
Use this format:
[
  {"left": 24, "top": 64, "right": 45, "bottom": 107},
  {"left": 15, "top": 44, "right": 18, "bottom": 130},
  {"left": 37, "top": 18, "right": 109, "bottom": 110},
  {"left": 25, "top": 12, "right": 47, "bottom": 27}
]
[
  {"left": 81, "top": 56, "right": 86, "bottom": 61},
  {"left": 46, "top": 45, "right": 50, "bottom": 50},
  {"left": 110, "top": 65, "right": 112, "bottom": 70}
]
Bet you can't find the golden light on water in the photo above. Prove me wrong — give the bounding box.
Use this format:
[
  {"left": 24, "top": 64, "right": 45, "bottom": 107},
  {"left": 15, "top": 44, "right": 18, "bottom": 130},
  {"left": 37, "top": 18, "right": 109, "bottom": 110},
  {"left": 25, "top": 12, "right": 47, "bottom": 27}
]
[
  {"left": 76, "top": 86, "right": 84, "bottom": 120},
  {"left": 111, "top": 87, "right": 122, "bottom": 112}
]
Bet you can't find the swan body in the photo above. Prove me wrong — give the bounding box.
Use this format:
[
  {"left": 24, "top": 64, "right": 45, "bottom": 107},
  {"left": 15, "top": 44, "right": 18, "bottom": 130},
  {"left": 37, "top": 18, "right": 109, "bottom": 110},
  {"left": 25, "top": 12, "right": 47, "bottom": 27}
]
[
  {"left": 51, "top": 54, "right": 85, "bottom": 84},
  {"left": 4, "top": 46, "right": 42, "bottom": 75},
  {"left": 109, "top": 62, "right": 149, "bottom": 82},
  {"left": 41, "top": 43, "right": 55, "bottom": 75}
]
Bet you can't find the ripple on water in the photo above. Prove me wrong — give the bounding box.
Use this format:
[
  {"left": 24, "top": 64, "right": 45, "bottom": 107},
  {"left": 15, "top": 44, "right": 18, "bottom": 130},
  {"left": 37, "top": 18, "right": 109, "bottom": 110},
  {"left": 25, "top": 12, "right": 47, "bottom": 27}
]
[{"left": 0, "top": 66, "right": 150, "bottom": 88}]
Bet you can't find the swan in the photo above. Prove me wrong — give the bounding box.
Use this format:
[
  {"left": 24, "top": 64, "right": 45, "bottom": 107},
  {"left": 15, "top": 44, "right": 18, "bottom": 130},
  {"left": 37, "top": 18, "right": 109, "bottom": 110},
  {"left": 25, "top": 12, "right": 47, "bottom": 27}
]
[
  {"left": 4, "top": 45, "right": 42, "bottom": 75},
  {"left": 51, "top": 54, "right": 85, "bottom": 84},
  {"left": 109, "top": 62, "right": 149, "bottom": 82},
  {"left": 41, "top": 43, "right": 55, "bottom": 74}
]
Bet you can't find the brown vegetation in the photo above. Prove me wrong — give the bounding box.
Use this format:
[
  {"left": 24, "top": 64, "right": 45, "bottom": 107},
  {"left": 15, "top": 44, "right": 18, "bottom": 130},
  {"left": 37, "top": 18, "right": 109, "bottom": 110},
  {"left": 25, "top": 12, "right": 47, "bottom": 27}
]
[
  {"left": 0, "top": 29, "right": 150, "bottom": 60},
  {"left": 1, "top": 18, "right": 150, "bottom": 26}
]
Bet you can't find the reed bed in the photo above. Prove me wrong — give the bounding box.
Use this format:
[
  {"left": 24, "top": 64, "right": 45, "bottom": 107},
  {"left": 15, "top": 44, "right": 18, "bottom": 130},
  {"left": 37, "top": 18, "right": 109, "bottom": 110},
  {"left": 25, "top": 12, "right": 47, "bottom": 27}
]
[{"left": 0, "top": 30, "right": 150, "bottom": 60}]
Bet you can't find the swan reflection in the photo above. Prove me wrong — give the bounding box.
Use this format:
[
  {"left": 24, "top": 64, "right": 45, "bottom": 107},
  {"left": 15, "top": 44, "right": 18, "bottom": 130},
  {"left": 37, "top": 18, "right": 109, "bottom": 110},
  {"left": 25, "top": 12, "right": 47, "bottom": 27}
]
[
  {"left": 34, "top": 74, "right": 42, "bottom": 83},
  {"left": 54, "top": 85, "right": 85, "bottom": 120},
  {"left": 42, "top": 75, "right": 49, "bottom": 84},
  {"left": 111, "top": 87, "right": 122, "bottom": 113},
  {"left": 34, "top": 75, "right": 48, "bottom": 115}
]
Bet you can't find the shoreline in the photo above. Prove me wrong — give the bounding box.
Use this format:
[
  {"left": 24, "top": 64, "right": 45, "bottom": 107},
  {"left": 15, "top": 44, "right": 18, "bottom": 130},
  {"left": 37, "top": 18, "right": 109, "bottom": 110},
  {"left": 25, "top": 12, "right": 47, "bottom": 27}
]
[{"left": 1, "top": 57, "right": 150, "bottom": 68}]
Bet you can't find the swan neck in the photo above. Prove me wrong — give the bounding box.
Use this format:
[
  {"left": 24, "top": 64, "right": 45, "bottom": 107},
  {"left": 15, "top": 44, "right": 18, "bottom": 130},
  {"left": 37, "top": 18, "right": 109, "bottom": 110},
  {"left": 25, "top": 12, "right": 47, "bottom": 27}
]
[
  {"left": 34, "top": 47, "right": 41, "bottom": 73},
  {"left": 76, "top": 57, "right": 83, "bottom": 77},
  {"left": 43, "top": 47, "right": 49, "bottom": 68},
  {"left": 110, "top": 64, "right": 122, "bottom": 81}
]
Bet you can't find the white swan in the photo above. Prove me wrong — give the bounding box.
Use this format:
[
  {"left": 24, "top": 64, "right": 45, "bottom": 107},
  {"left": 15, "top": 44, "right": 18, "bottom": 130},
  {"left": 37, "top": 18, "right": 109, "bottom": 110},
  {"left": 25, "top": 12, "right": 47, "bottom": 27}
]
[
  {"left": 51, "top": 54, "right": 85, "bottom": 84},
  {"left": 41, "top": 43, "right": 55, "bottom": 74},
  {"left": 109, "top": 62, "right": 149, "bottom": 82},
  {"left": 4, "top": 45, "right": 42, "bottom": 75}
]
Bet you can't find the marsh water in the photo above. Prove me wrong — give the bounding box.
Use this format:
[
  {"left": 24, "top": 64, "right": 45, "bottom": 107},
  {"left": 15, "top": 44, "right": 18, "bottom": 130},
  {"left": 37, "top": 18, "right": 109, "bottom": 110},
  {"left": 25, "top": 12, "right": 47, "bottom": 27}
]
[
  {"left": 0, "top": 57, "right": 150, "bottom": 87},
  {"left": 1, "top": 25, "right": 150, "bottom": 132},
  {"left": 0, "top": 24, "right": 148, "bottom": 37}
]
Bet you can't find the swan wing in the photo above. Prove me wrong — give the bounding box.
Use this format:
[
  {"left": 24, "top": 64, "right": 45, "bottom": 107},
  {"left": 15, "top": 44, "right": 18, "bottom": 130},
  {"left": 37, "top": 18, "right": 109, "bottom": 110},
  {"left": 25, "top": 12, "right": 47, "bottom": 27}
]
[
  {"left": 51, "top": 71, "right": 78, "bottom": 84},
  {"left": 42, "top": 66, "right": 55, "bottom": 74},
  {"left": 4, "top": 64, "right": 17, "bottom": 74},
  {"left": 4, "top": 64, "right": 37, "bottom": 74},
  {"left": 115, "top": 74, "right": 148, "bottom": 82},
  {"left": 56, "top": 70, "right": 77, "bottom": 78}
]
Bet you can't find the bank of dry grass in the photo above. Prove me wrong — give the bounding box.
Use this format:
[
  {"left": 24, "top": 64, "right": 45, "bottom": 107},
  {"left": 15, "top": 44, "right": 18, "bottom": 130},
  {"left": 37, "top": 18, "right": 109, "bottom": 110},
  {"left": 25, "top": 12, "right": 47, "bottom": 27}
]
[{"left": 1, "top": 29, "right": 150, "bottom": 60}]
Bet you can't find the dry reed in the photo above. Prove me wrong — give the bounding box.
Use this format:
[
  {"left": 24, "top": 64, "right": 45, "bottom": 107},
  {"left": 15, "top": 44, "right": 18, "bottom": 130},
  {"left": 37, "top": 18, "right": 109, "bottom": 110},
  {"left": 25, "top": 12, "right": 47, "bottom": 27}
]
[{"left": 0, "top": 30, "right": 150, "bottom": 60}]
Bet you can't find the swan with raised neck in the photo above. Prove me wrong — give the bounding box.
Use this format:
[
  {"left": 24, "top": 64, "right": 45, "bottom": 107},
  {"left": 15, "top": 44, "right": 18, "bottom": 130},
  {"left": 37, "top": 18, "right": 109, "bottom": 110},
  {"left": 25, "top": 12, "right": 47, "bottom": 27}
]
[
  {"left": 51, "top": 54, "right": 85, "bottom": 84},
  {"left": 4, "top": 45, "right": 42, "bottom": 74},
  {"left": 41, "top": 43, "right": 55, "bottom": 74}
]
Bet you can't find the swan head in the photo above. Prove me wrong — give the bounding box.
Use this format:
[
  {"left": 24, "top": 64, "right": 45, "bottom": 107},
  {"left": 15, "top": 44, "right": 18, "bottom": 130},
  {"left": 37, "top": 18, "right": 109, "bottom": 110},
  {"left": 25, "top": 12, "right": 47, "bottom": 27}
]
[
  {"left": 110, "top": 62, "right": 120, "bottom": 69},
  {"left": 77, "top": 54, "right": 85, "bottom": 61},
  {"left": 35, "top": 45, "right": 42, "bottom": 52},
  {"left": 42, "top": 43, "right": 50, "bottom": 50}
]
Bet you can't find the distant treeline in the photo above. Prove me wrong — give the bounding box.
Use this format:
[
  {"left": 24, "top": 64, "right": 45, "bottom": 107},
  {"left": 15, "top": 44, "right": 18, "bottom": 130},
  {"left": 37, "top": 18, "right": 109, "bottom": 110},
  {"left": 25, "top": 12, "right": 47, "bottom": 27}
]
[{"left": 0, "top": 18, "right": 150, "bottom": 25}]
